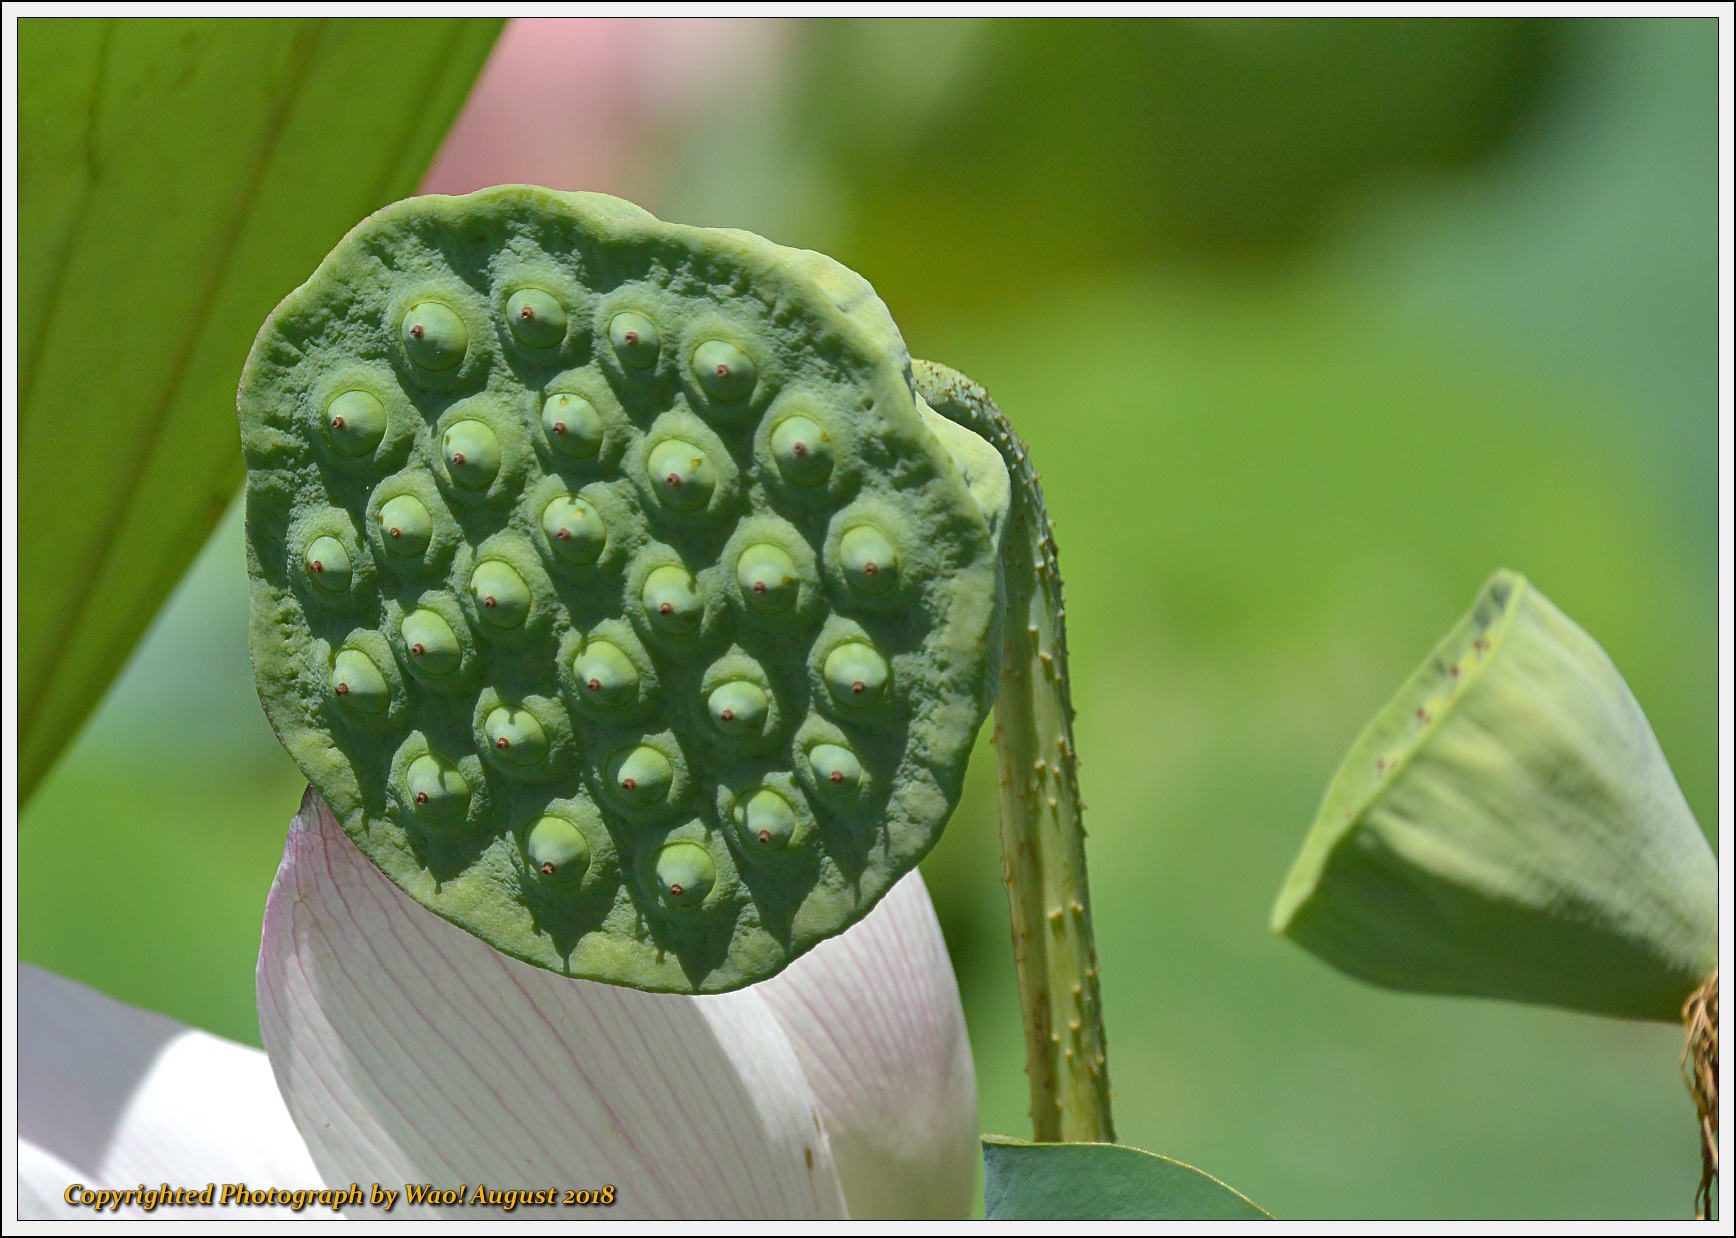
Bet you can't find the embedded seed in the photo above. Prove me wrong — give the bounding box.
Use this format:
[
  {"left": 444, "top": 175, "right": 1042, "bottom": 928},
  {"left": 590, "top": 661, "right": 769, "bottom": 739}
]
[
  {"left": 608, "top": 744, "right": 673, "bottom": 805},
  {"left": 325, "top": 391, "right": 386, "bottom": 457},
  {"left": 540, "top": 496, "right": 606, "bottom": 565},
  {"left": 707, "top": 680, "right": 768, "bottom": 736},
  {"left": 378, "top": 495, "right": 433, "bottom": 558},
  {"left": 655, "top": 842, "right": 715, "bottom": 907},
  {"left": 526, "top": 815, "right": 591, "bottom": 884},
  {"left": 808, "top": 743, "right": 863, "bottom": 793},
  {"left": 823, "top": 641, "right": 889, "bottom": 705},
  {"left": 442, "top": 419, "right": 501, "bottom": 490},
  {"left": 304, "top": 536, "right": 352, "bottom": 593},
  {"left": 405, "top": 754, "right": 470, "bottom": 818},
  {"left": 402, "top": 301, "right": 468, "bottom": 370},
  {"left": 399, "top": 608, "right": 462, "bottom": 676},
  {"left": 691, "top": 338, "right": 757, "bottom": 403},
  {"left": 770, "top": 415, "right": 833, "bottom": 487},
  {"left": 484, "top": 705, "right": 549, "bottom": 766},
  {"left": 735, "top": 543, "right": 799, "bottom": 615},
  {"left": 540, "top": 392, "right": 605, "bottom": 459},
  {"left": 470, "top": 559, "right": 532, "bottom": 629},
  {"left": 646, "top": 439, "right": 716, "bottom": 512},
  {"left": 571, "top": 641, "right": 639, "bottom": 708},
  {"left": 642, "top": 564, "right": 701, "bottom": 634},
  {"left": 609, "top": 311, "right": 661, "bottom": 369},
  {"left": 839, "top": 525, "right": 898, "bottom": 595},
  {"left": 330, "top": 649, "right": 389, "bottom": 715},
  {"left": 733, "top": 787, "right": 797, "bottom": 851},
  {"left": 506, "top": 288, "right": 567, "bottom": 349}
]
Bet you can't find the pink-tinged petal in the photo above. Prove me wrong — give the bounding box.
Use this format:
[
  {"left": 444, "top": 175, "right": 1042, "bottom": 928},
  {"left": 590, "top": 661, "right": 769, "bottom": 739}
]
[
  {"left": 258, "top": 787, "right": 847, "bottom": 1219},
  {"left": 759, "top": 870, "right": 979, "bottom": 1218},
  {"left": 18, "top": 964, "right": 322, "bottom": 1219}
]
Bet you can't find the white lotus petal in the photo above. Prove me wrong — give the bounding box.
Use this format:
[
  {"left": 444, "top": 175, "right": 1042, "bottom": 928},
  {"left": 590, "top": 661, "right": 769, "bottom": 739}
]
[
  {"left": 19, "top": 1138, "right": 141, "bottom": 1219},
  {"left": 18, "top": 963, "right": 323, "bottom": 1220},
  {"left": 258, "top": 787, "right": 847, "bottom": 1219},
  {"left": 759, "top": 870, "right": 979, "bottom": 1218}
]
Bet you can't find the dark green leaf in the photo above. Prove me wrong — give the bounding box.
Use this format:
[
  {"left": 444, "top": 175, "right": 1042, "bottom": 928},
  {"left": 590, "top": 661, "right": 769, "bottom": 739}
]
[
  {"left": 18, "top": 17, "right": 503, "bottom": 804},
  {"left": 983, "top": 1135, "right": 1272, "bottom": 1220}
]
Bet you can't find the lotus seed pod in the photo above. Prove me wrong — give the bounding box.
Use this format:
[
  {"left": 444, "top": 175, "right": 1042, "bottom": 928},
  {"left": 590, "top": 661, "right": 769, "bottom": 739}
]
[
  {"left": 239, "top": 187, "right": 1009, "bottom": 992},
  {"left": 325, "top": 390, "right": 386, "bottom": 457},
  {"left": 304, "top": 536, "right": 352, "bottom": 593},
  {"left": 736, "top": 543, "right": 799, "bottom": 614},
  {"left": 400, "top": 608, "right": 461, "bottom": 676},
  {"left": 442, "top": 419, "right": 501, "bottom": 490},
  {"left": 378, "top": 495, "right": 433, "bottom": 558},
  {"left": 540, "top": 392, "right": 604, "bottom": 459},
  {"left": 707, "top": 680, "right": 769, "bottom": 736},
  {"left": 527, "top": 815, "right": 591, "bottom": 883},
  {"left": 331, "top": 648, "right": 389, "bottom": 715},
  {"left": 402, "top": 301, "right": 468, "bottom": 371},
  {"left": 609, "top": 311, "right": 661, "bottom": 370},
  {"left": 507, "top": 288, "right": 567, "bottom": 349},
  {"left": 839, "top": 524, "right": 899, "bottom": 595},
  {"left": 470, "top": 559, "right": 531, "bottom": 629},
  {"left": 1272, "top": 570, "right": 1718, "bottom": 1021},
  {"left": 646, "top": 438, "right": 716, "bottom": 512},
  {"left": 692, "top": 339, "right": 757, "bottom": 403},
  {"left": 770, "top": 414, "right": 833, "bottom": 487}
]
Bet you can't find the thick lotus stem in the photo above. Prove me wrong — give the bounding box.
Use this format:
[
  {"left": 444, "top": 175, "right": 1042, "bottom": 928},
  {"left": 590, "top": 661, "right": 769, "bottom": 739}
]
[
  {"left": 1684, "top": 968, "right": 1717, "bottom": 1220},
  {"left": 915, "top": 360, "right": 1115, "bottom": 1144}
]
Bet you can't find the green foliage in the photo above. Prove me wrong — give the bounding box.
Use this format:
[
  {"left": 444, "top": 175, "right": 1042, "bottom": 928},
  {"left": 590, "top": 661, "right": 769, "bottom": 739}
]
[
  {"left": 1273, "top": 570, "right": 1715, "bottom": 1020},
  {"left": 17, "top": 16, "right": 503, "bottom": 804},
  {"left": 238, "top": 188, "right": 1009, "bottom": 991},
  {"left": 983, "top": 1135, "right": 1270, "bottom": 1220}
]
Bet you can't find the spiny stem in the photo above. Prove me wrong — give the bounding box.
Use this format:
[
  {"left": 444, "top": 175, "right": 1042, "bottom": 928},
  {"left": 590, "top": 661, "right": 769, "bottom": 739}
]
[{"left": 915, "top": 359, "right": 1115, "bottom": 1144}]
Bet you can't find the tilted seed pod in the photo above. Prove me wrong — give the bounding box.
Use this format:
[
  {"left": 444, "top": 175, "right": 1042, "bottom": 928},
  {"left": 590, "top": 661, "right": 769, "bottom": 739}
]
[
  {"left": 238, "top": 187, "right": 1009, "bottom": 993},
  {"left": 1272, "top": 569, "right": 1716, "bottom": 1021}
]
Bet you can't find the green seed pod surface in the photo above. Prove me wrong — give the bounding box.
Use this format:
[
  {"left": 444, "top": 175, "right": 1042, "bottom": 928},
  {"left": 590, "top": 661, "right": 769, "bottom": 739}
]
[{"left": 238, "top": 186, "right": 1008, "bottom": 992}]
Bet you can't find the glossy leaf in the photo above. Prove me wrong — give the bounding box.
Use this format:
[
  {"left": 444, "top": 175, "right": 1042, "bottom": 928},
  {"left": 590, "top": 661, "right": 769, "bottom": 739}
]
[
  {"left": 17, "top": 16, "right": 503, "bottom": 804},
  {"left": 982, "top": 1135, "right": 1271, "bottom": 1220}
]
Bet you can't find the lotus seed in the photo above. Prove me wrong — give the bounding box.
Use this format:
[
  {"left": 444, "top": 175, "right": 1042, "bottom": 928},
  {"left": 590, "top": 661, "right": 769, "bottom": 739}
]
[
  {"left": 647, "top": 439, "right": 716, "bottom": 512},
  {"left": 506, "top": 288, "right": 567, "bottom": 349},
  {"left": 331, "top": 649, "right": 389, "bottom": 715},
  {"left": 526, "top": 815, "right": 591, "bottom": 883},
  {"left": 692, "top": 339, "right": 758, "bottom": 403},
  {"left": 642, "top": 565, "right": 702, "bottom": 634},
  {"left": 443, "top": 419, "right": 501, "bottom": 490},
  {"left": 608, "top": 744, "right": 673, "bottom": 805},
  {"left": 402, "top": 301, "right": 468, "bottom": 370},
  {"left": 609, "top": 311, "right": 661, "bottom": 370},
  {"left": 325, "top": 391, "right": 386, "bottom": 457},
  {"left": 707, "top": 680, "right": 768, "bottom": 736},
  {"left": 572, "top": 641, "right": 639, "bottom": 708},
  {"left": 400, "top": 608, "right": 461, "bottom": 676},
  {"left": 839, "top": 525, "right": 898, "bottom": 595},
  {"left": 541, "top": 496, "right": 606, "bottom": 565},
  {"left": 406, "top": 754, "right": 470, "bottom": 818},
  {"left": 470, "top": 560, "right": 531, "bottom": 629},
  {"left": 770, "top": 415, "right": 833, "bottom": 487},
  {"left": 378, "top": 495, "right": 433, "bottom": 558},
  {"left": 655, "top": 842, "right": 716, "bottom": 907},
  {"left": 733, "top": 787, "right": 798, "bottom": 851},
  {"left": 305, "top": 536, "right": 352, "bottom": 593},
  {"left": 823, "top": 641, "right": 889, "bottom": 705},
  {"left": 808, "top": 743, "right": 863, "bottom": 792},
  {"left": 485, "top": 705, "right": 549, "bottom": 766},
  {"left": 540, "top": 392, "right": 604, "bottom": 459},
  {"left": 736, "top": 543, "right": 799, "bottom": 614}
]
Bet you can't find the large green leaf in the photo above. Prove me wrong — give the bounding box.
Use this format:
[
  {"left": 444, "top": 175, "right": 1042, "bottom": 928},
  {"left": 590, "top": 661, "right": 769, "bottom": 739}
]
[
  {"left": 17, "top": 16, "right": 503, "bottom": 805},
  {"left": 982, "top": 1135, "right": 1271, "bottom": 1220}
]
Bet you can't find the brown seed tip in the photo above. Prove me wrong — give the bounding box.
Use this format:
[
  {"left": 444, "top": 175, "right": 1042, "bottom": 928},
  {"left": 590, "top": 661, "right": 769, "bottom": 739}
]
[
  {"left": 552, "top": 421, "right": 566, "bottom": 435},
  {"left": 410, "top": 324, "right": 425, "bottom": 339},
  {"left": 621, "top": 777, "right": 637, "bottom": 791},
  {"left": 757, "top": 829, "right": 771, "bottom": 844},
  {"left": 411, "top": 643, "right": 425, "bottom": 656},
  {"left": 624, "top": 331, "right": 639, "bottom": 345},
  {"left": 829, "top": 770, "right": 844, "bottom": 783},
  {"left": 330, "top": 415, "right": 346, "bottom": 430},
  {"left": 852, "top": 680, "right": 866, "bottom": 694},
  {"left": 659, "top": 602, "right": 673, "bottom": 615},
  {"left": 451, "top": 451, "right": 466, "bottom": 466},
  {"left": 792, "top": 441, "right": 807, "bottom": 456},
  {"left": 415, "top": 791, "right": 429, "bottom": 804},
  {"left": 540, "top": 861, "right": 555, "bottom": 874},
  {"left": 665, "top": 472, "right": 681, "bottom": 486},
  {"left": 521, "top": 305, "right": 535, "bottom": 320},
  {"left": 496, "top": 737, "right": 510, "bottom": 749},
  {"left": 668, "top": 882, "right": 683, "bottom": 897},
  {"left": 389, "top": 527, "right": 402, "bottom": 539},
  {"left": 586, "top": 678, "right": 601, "bottom": 691},
  {"left": 309, "top": 560, "right": 323, "bottom": 573},
  {"left": 720, "top": 709, "right": 735, "bottom": 722},
  {"left": 863, "top": 562, "right": 878, "bottom": 575},
  {"left": 752, "top": 581, "right": 766, "bottom": 594},
  {"left": 483, "top": 596, "right": 496, "bottom": 608},
  {"left": 556, "top": 529, "right": 570, "bottom": 540},
  {"left": 335, "top": 682, "right": 349, "bottom": 695}
]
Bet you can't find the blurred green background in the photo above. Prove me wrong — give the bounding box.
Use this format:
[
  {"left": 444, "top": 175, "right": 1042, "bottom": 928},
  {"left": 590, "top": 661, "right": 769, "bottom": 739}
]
[{"left": 20, "top": 16, "right": 1719, "bottom": 1219}]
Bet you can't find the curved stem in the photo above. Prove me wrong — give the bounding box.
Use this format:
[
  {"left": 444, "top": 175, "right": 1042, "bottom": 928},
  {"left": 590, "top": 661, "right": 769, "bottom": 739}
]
[{"left": 915, "top": 360, "right": 1115, "bottom": 1144}]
